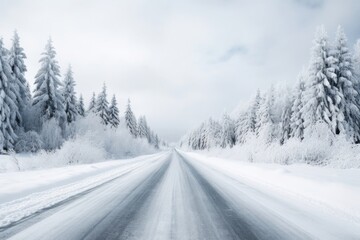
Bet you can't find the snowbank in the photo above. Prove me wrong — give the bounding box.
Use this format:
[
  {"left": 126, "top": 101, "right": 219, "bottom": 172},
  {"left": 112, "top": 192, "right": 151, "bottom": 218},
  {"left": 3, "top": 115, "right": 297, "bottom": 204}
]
[
  {"left": 0, "top": 152, "right": 166, "bottom": 204},
  {"left": 185, "top": 132, "right": 360, "bottom": 168},
  {"left": 0, "top": 114, "right": 158, "bottom": 173},
  {"left": 179, "top": 150, "right": 360, "bottom": 226}
]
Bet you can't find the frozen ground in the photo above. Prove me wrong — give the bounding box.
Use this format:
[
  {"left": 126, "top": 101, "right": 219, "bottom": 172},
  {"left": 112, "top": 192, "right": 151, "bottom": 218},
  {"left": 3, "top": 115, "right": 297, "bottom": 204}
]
[{"left": 0, "top": 150, "right": 359, "bottom": 239}]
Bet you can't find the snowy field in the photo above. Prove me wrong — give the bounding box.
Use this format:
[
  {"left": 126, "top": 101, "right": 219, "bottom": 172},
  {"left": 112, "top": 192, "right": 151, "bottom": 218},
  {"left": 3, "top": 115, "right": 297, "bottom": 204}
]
[{"left": 0, "top": 150, "right": 359, "bottom": 239}]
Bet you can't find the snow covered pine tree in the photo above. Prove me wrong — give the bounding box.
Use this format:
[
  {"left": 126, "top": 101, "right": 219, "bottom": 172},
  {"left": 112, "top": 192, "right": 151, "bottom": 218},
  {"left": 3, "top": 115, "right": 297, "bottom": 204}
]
[
  {"left": 32, "top": 38, "right": 65, "bottom": 126},
  {"left": 333, "top": 26, "right": 360, "bottom": 142},
  {"left": 62, "top": 65, "right": 78, "bottom": 123},
  {"left": 108, "top": 95, "right": 120, "bottom": 128},
  {"left": 95, "top": 83, "right": 110, "bottom": 125},
  {"left": 77, "top": 94, "right": 85, "bottom": 117},
  {"left": 88, "top": 92, "right": 96, "bottom": 113},
  {"left": 0, "top": 39, "right": 18, "bottom": 152},
  {"left": 301, "top": 26, "right": 338, "bottom": 136},
  {"left": 9, "top": 31, "right": 30, "bottom": 130},
  {"left": 125, "top": 99, "right": 138, "bottom": 137}
]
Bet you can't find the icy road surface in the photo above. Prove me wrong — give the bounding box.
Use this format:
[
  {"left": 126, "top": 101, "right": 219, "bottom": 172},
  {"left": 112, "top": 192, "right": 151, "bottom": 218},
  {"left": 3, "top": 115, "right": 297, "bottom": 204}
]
[{"left": 1, "top": 150, "right": 360, "bottom": 240}]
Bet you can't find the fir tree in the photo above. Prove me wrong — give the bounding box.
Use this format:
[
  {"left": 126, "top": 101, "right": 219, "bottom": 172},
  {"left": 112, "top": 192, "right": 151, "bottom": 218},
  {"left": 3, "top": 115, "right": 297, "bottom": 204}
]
[
  {"left": 207, "top": 118, "right": 222, "bottom": 148},
  {"left": 108, "top": 95, "right": 120, "bottom": 128},
  {"left": 77, "top": 95, "right": 85, "bottom": 117},
  {"left": 0, "top": 39, "right": 18, "bottom": 151},
  {"left": 235, "top": 111, "right": 247, "bottom": 144},
  {"left": 353, "top": 40, "right": 360, "bottom": 78},
  {"left": 138, "top": 116, "right": 149, "bottom": 139},
  {"left": 88, "top": 92, "right": 96, "bottom": 113},
  {"left": 154, "top": 134, "right": 160, "bottom": 149},
  {"left": 333, "top": 26, "right": 360, "bottom": 141},
  {"left": 9, "top": 31, "right": 30, "bottom": 132},
  {"left": 290, "top": 72, "right": 306, "bottom": 139},
  {"left": 220, "top": 113, "right": 236, "bottom": 148},
  {"left": 95, "top": 83, "right": 109, "bottom": 125},
  {"left": 236, "top": 89, "right": 261, "bottom": 143},
  {"left": 280, "top": 89, "right": 294, "bottom": 144},
  {"left": 33, "top": 38, "right": 65, "bottom": 122},
  {"left": 24, "top": 83, "right": 32, "bottom": 103},
  {"left": 125, "top": 99, "right": 138, "bottom": 137},
  {"left": 353, "top": 40, "right": 360, "bottom": 138},
  {"left": 256, "top": 87, "right": 276, "bottom": 143},
  {"left": 62, "top": 66, "right": 78, "bottom": 123},
  {"left": 301, "top": 26, "right": 338, "bottom": 136}
]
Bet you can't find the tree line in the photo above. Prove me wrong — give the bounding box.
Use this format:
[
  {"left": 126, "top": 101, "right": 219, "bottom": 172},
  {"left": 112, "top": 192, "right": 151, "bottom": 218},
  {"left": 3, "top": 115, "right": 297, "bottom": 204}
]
[
  {"left": 0, "top": 32, "right": 162, "bottom": 153},
  {"left": 181, "top": 26, "right": 360, "bottom": 151}
]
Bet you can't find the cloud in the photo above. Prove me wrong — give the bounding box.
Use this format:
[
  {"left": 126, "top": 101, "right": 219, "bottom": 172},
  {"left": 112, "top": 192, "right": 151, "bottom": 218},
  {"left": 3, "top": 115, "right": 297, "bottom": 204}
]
[
  {"left": 217, "top": 45, "right": 248, "bottom": 62},
  {"left": 1, "top": 0, "right": 360, "bottom": 142},
  {"left": 294, "top": 0, "right": 324, "bottom": 9}
]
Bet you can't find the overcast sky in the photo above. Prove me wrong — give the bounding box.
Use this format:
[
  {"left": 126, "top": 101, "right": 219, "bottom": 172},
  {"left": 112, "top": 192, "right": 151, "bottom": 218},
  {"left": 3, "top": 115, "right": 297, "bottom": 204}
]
[{"left": 1, "top": 0, "right": 360, "bottom": 142}]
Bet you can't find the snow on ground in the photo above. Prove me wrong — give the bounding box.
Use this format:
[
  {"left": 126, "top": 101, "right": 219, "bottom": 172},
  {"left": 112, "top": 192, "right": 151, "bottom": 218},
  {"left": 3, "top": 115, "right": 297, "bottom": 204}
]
[
  {"left": 1, "top": 150, "right": 360, "bottom": 239},
  {"left": 0, "top": 152, "right": 167, "bottom": 205},
  {"left": 179, "top": 150, "right": 360, "bottom": 229},
  {"left": 0, "top": 152, "right": 169, "bottom": 229}
]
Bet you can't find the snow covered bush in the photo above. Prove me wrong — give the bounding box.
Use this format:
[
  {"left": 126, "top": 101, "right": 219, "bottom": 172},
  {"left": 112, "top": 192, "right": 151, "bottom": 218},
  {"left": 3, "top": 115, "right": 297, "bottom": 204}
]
[
  {"left": 195, "top": 127, "right": 360, "bottom": 168},
  {"left": 45, "top": 137, "right": 106, "bottom": 165},
  {"left": 14, "top": 130, "right": 43, "bottom": 153},
  {"left": 74, "top": 113, "right": 155, "bottom": 159},
  {"left": 40, "top": 118, "right": 63, "bottom": 151}
]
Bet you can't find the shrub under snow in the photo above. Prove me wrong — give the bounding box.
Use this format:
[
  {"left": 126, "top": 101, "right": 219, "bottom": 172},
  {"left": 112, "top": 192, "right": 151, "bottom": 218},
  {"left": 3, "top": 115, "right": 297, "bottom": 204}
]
[
  {"left": 76, "top": 113, "right": 155, "bottom": 158},
  {"left": 14, "top": 130, "right": 43, "bottom": 153},
  {"left": 190, "top": 123, "right": 360, "bottom": 169},
  {"left": 38, "top": 113, "right": 156, "bottom": 167}
]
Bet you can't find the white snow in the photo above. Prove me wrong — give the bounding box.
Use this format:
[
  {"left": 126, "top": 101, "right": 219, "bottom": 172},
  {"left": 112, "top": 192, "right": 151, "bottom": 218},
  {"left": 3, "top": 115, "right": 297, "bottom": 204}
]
[
  {"left": 1, "top": 150, "right": 360, "bottom": 239},
  {"left": 0, "top": 152, "right": 167, "bottom": 205},
  {"left": 179, "top": 150, "right": 360, "bottom": 238}
]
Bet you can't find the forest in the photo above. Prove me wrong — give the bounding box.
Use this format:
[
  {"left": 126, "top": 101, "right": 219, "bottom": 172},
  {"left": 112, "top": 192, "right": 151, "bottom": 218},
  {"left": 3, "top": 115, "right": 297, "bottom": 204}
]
[
  {"left": 0, "top": 32, "right": 163, "bottom": 164},
  {"left": 180, "top": 26, "right": 360, "bottom": 167}
]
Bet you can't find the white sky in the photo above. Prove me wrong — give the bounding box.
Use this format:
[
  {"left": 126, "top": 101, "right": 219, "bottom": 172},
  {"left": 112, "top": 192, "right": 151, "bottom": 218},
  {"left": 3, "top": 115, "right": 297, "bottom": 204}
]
[{"left": 1, "top": 0, "right": 360, "bottom": 142}]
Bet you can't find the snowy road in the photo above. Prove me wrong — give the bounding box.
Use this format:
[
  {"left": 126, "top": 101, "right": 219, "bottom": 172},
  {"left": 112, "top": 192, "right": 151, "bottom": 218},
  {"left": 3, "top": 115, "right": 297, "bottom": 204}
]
[{"left": 1, "top": 150, "right": 359, "bottom": 240}]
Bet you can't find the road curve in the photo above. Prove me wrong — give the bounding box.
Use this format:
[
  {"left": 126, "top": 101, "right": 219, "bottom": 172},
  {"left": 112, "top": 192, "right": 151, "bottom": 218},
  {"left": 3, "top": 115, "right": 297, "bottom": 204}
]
[{"left": 1, "top": 150, "right": 343, "bottom": 240}]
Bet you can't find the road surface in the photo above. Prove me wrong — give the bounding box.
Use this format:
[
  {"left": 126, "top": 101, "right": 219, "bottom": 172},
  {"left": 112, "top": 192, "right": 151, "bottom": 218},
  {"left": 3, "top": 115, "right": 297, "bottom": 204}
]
[{"left": 0, "top": 150, "right": 358, "bottom": 240}]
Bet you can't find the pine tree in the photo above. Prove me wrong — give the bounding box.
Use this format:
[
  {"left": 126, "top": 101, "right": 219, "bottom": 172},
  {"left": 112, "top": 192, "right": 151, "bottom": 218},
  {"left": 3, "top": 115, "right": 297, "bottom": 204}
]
[
  {"left": 24, "top": 83, "right": 32, "bottom": 103},
  {"left": 138, "top": 116, "right": 149, "bottom": 139},
  {"left": 333, "top": 26, "right": 360, "bottom": 141},
  {"left": 0, "top": 39, "right": 18, "bottom": 151},
  {"left": 354, "top": 40, "right": 360, "bottom": 78},
  {"left": 220, "top": 113, "right": 236, "bottom": 148},
  {"left": 95, "top": 83, "right": 109, "bottom": 125},
  {"left": 353, "top": 40, "right": 360, "bottom": 139},
  {"left": 9, "top": 31, "right": 30, "bottom": 111},
  {"left": 235, "top": 111, "right": 247, "bottom": 144},
  {"left": 149, "top": 130, "right": 156, "bottom": 145},
  {"left": 236, "top": 89, "right": 261, "bottom": 143},
  {"left": 88, "top": 92, "right": 96, "bottom": 113},
  {"left": 77, "top": 95, "right": 85, "bottom": 117},
  {"left": 33, "top": 38, "right": 65, "bottom": 123},
  {"left": 125, "top": 99, "right": 138, "bottom": 137},
  {"left": 255, "top": 94, "right": 266, "bottom": 136},
  {"left": 301, "top": 26, "right": 338, "bottom": 136},
  {"left": 256, "top": 87, "right": 276, "bottom": 143},
  {"left": 280, "top": 89, "right": 294, "bottom": 144},
  {"left": 154, "top": 134, "right": 160, "bottom": 149},
  {"left": 290, "top": 72, "right": 306, "bottom": 139},
  {"left": 207, "top": 118, "right": 222, "bottom": 148},
  {"left": 108, "top": 95, "right": 120, "bottom": 128},
  {"left": 62, "top": 66, "right": 78, "bottom": 123}
]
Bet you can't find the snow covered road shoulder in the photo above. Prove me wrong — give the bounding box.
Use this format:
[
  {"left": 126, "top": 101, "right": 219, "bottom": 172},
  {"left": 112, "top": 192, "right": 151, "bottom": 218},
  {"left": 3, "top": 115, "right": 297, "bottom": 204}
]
[
  {"left": 0, "top": 152, "right": 169, "bottom": 231},
  {"left": 179, "top": 150, "right": 360, "bottom": 239}
]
